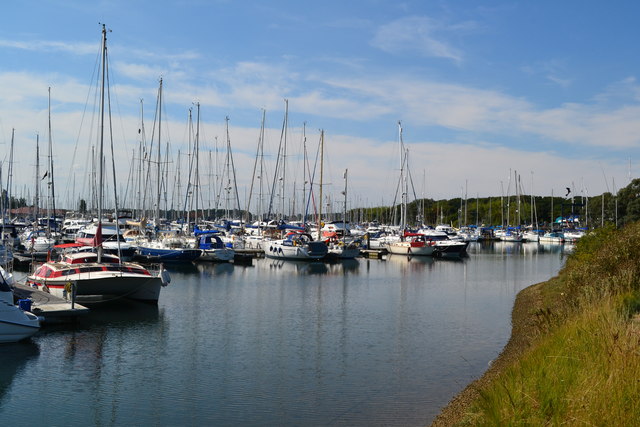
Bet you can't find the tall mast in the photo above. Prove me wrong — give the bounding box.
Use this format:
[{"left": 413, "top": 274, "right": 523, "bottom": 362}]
[
  {"left": 318, "top": 129, "right": 324, "bottom": 239},
  {"left": 48, "top": 87, "right": 56, "bottom": 232},
  {"left": 7, "top": 129, "right": 14, "bottom": 221},
  {"left": 195, "top": 102, "right": 201, "bottom": 226},
  {"left": 343, "top": 168, "right": 348, "bottom": 243},
  {"left": 35, "top": 134, "right": 40, "bottom": 221},
  {"left": 97, "top": 23, "right": 108, "bottom": 261},
  {"left": 155, "top": 78, "right": 163, "bottom": 226},
  {"left": 302, "top": 122, "right": 307, "bottom": 223}
]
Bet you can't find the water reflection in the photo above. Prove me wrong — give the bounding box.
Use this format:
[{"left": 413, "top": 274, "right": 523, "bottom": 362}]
[
  {"left": 196, "top": 261, "right": 235, "bottom": 276},
  {"left": 0, "top": 341, "right": 39, "bottom": 402},
  {"left": 386, "top": 253, "right": 436, "bottom": 274},
  {"left": 163, "top": 262, "right": 200, "bottom": 275},
  {"left": 263, "top": 259, "right": 329, "bottom": 274},
  {"left": 470, "top": 240, "right": 577, "bottom": 258}
]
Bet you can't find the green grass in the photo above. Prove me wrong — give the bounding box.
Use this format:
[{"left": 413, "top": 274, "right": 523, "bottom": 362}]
[{"left": 456, "top": 223, "right": 640, "bottom": 426}]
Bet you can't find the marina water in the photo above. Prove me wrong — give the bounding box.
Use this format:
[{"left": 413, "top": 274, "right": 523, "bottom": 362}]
[{"left": 0, "top": 242, "right": 567, "bottom": 426}]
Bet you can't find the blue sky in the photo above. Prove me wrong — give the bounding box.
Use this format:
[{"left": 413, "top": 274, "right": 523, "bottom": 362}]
[{"left": 1, "top": 1, "right": 639, "bottom": 214}]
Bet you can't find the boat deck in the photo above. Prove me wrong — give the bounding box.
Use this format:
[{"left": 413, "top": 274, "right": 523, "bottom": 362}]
[{"left": 12, "top": 282, "right": 89, "bottom": 323}]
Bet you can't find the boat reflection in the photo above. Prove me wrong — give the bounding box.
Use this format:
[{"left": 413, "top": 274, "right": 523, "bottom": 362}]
[
  {"left": 539, "top": 242, "right": 575, "bottom": 255},
  {"left": 325, "top": 258, "right": 360, "bottom": 275},
  {"left": 386, "top": 253, "right": 436, "bottom": 271},
  {"left": 263, "top": 259, "right": 329, "bottom": 275},
  {"left": 163, "top": 262, "right": 200, "bottom": 275},
  {"left": 196, "top": 262, "right": 235, "bottom": 276},
  {"left": 82, "top": 299, "right": 162, "bottom": 326},
  {"left": 260, "top": 258, "right": 361, "bottom": 275}
]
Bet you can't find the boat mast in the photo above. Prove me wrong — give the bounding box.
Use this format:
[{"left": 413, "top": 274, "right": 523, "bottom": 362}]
[
  {"left": 7, "top": 129, "right": 14, "bottom": 222},
  {"left": 35, "top": 134, "right": 40, "bottom": 224},
  {"left": 343, "top": 168, "right": 348, "bottom": 243},
  {"left": 194, "top": 102, "right": 201, "bottom": 227},
  {"left": 281, "top": 101, "right": 288, "bottom": 220},
  {"left": 97, "top": 23, "right": 108, "bottom": 262},
  {"left": 155, "top": 78, "right": 163, "bottom": 229},
  {"left": 48, "top": 87, "right": 56, "bottom": 230},
  {"left": 318, "top": 129, "right": 324, "bottom": 240}
]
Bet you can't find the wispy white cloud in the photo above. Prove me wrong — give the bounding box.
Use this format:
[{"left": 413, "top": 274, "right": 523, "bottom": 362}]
[
  {"left": 522, "top": 59, "right": 572, "bottom": 88},
  {"left": 371, "top": 16, "right": 465, "bottom": 62},
  {"left": 0, "top": 39, "right": 97, "bottom": 55}
]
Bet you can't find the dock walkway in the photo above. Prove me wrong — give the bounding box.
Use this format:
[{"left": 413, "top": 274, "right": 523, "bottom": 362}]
[{"left": 12, "top": 282, "right": 89, "bottom": 323}]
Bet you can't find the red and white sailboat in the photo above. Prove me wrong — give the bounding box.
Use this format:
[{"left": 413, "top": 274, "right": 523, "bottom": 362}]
[
  {"left": 27, "top": 25, "right": 169, "bottom": 304},
  {"left": 387, "top": 231, "right": 436, "bottom": 256}
]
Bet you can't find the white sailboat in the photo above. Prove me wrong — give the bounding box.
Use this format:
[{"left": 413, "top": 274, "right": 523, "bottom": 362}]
[
  {"left": 262, "top": 129, "right": 328, "bottom": 260},
  {"left": 387, "top": 122, "right": 433, "bottom": 256},
  {"left": 325, "top": 170, "right": 361, "bottom": 259}
]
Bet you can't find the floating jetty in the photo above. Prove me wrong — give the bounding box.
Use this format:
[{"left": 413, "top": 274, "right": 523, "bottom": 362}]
[
  {"left": 360, "top": 249, "right": 387, "bottom": 259},
  {"left": 12, "top": 282, "right": 89, "bottom": 323}
]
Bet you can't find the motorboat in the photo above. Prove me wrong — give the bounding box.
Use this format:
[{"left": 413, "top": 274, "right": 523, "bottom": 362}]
[
  {"left": 0, "top": 268, "right": 40, "bottom": 343},
  {"left": 325, "top": 237, "right": 361, "bottom": 259},
  {"left": 419, "top": 229, "right": 468, "bottom": 257},
  {"left": 194, "top": 231, "right": 235, "bottom": 262},
  {"left": 136, "top": 237, "right": 202, "bottom": 263},
  {"left": 365, "top": 230, "right": 400, "bottom": 250},
  {"left": 539, "top": 231, "right": 565, "bottom": 243},
  {"left": 563, "top": 229, "right": 586, "bottom": 242},
  {"left": 76, "top": 222, "right": 137, "bottom": 260},
  {"left": 19, "top": 228, "right": 57, "bottom": 252},
  {"left": 61, "top": 218, "right": 91, "bottom": 243},
  {"left": 27, "top": 251, "right": 169, "bottom": 304},
  {"left": 500, "top": 229, "right": 523, "bottom": 242},
  {"left": 522, "top": 229, "right": 541, "bottom": 242}
]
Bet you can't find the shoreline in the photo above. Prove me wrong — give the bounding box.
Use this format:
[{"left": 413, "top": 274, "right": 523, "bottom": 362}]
[{"left": 430, "top": 279, "right": 546, "bottom": 426}]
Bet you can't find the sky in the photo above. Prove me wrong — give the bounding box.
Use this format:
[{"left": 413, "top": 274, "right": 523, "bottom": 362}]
[{"left": 1, "top": 0, "right": 639, "bottom": 215}]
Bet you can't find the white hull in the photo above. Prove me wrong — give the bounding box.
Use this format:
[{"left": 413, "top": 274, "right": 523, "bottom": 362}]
[
  {"left": 261, "top": 239, "right": 328, "bottom": 260},
  {"left": 0, "top": 292, "right": 40, "bottom": 343},
  {"left": 387, "top": 241, "right": 435, "bottom": 256},
  {"left": 500, "top": 234, "right": 523, "bottom": 242}
]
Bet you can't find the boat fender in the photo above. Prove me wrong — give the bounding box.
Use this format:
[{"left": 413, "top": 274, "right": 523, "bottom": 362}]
[{"left": 160, "top": 265, "right": 171, "bottom": 286}]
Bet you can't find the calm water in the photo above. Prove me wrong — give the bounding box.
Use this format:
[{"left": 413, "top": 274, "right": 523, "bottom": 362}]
[{"left": 0, "top": 242, "right": 568, "bottom": 426}]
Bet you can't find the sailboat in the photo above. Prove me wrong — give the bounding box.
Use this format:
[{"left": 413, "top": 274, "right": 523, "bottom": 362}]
[
  {"left": 324, "top": 169, "right": 361, "bottom": 259},
  {"left": 27, "top": 25, "right": 169, "bottom": 304},
  {"left": 387, "top": 122, "right": 434, "bottom": 257},
  {"left": 19, "top": 133, "right": 57, "bottom": 255},
  {"left": 134, "top": 80, "right": 202, "bottom": 263},
  {"left": 261, "top": 129, "right": 328, "bottom": 261}
]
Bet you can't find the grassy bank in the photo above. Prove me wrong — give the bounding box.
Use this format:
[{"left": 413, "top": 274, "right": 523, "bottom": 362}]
[{"left": 432, "top": 223, "right": 640, "bottom": 426}]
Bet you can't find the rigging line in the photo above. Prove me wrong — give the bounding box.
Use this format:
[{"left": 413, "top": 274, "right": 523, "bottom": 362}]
[
  {"left": 304, "top": 131, "right": 321, "bottom": 224},
  {"left": 105, "top": 47, "right": 123, "bottom": 260},
  {"left": 266, "top": 100, "right": 288, "bottom": 220},
  {"left": 245, "top": 109, "right": 265, "bottom": 221},
  {"left": 65, "top": 39, "right": 102, "bottom": 210}
]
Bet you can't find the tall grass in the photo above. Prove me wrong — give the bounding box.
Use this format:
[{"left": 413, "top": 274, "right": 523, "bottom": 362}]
[{"left": 458, "top": 223, "right": 640, "bottom": 425}]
